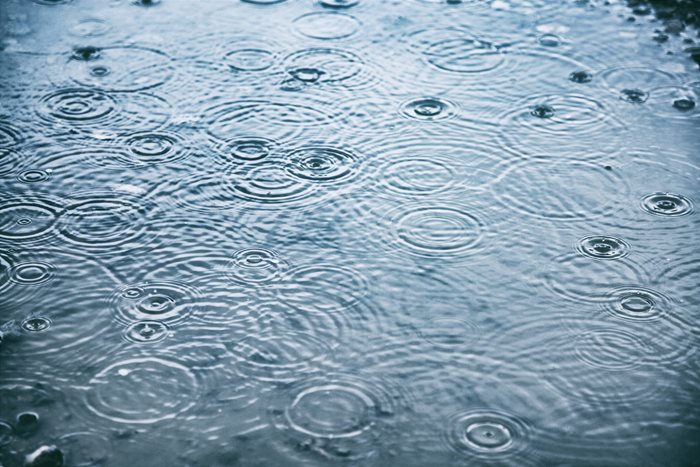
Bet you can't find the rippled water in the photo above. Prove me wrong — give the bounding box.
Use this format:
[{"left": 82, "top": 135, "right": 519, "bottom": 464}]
[{"left": 1, "top": 0, "right": 699, "bottom": 465}]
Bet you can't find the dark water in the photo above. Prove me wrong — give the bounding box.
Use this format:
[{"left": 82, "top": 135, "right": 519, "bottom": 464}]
[{"left": 1, "top": 0, "right": 699, "bottom": 466}]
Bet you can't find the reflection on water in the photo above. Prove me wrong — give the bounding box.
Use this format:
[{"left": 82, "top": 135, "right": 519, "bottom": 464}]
[{"left": 1, "top": 0, "right": 699, "bottom": 465}]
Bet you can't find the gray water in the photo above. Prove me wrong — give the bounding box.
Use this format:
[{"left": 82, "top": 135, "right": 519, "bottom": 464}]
[{"left": 1, "top": 0, "right": 699, "bottom": 466}]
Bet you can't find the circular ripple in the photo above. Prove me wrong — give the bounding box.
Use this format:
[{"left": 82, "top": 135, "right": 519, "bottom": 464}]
[
  {"left": 320, "top": 0, "right": 358, "bottom": 7},
  {"left": 285, "top": 146, "right": 359, "bottom": 183},
  {"left": 279, "top": 264, "right": 368, "bottom": 313},
  {"left": 573, "top": 328, "right": 649, "bottom": 370},
  {"left": 38, "top": 88, "right": 117, "bottom": 123},
  {"left": 0, "top": 420, "right": 11, "bottom": 446},
  {"left": 641, "top": 192, "right": 693, "bottom": 216},
  {"left": 69, "top": 18, "right": 110, "bottom": 37},
  {"left": 0, "top": 197, "right": 61, "bottom": 241},
  {"left": 283, "top": 48, "right": 373, "bottom": 89},
  {"left": 225, "top": 159, "right": 317, "bottom": 208},
  {"left": 112, "top": 281, "right": 200, "bottom": 325},
  {"left": 419, "top": 317, "right": 481, "bottom": 347},
  {"left": 445, "top": 410, "right": 530, "bottom": 459},
  {"left": 541, "top": 253, "right": 648, "bottom": 304},
  {"left": 123, "top": 321, "right": 170, "bottom": 344},
  {"left": 492, "top": 158, "right": 627, "bottom": 221},
  {"left": 85, "top": 357, "right": 198, "bottom": 424},
  {"left": 224, "top": 48, "right": 275, "bottom": 71},
  {"left": 214, "top": 137, "right": 276, "bottom": 163},
  {"left": 204, "top": 98, "right": 337, "bottom": 143},
  {"left": 400, "top": 97, "right": 457, "bottom": 121},
  {"left": 64, "top": 46, "right": 173, "bottom": 91},
  {"left": 57, "top": 191, "right": 158, "bottom": 252},
  {"left": 18, "top": 169, "right": 50, "bottom": 183},
  {"left": 379, "top": 157, "right": 457, "bottom": 196},
  {"left": 293, "top": 12, "right": 360, "bottom": 40},
  {"left": 576, "top": 235, "right": 630, "bottom": 259},
  {"left": 226, "top": 332, "right": 332, "bottom": 384},
  {"left": 603, "top": 287, "right": 670, "bottom": 321},
  {"left": 10, "top": 262, "right": 54, "bottom": 285},
  {"left": 227, "top": 248, "right": 287, "bottom": 284},
  {"left": 599, "top": 66, "right": 678, "bottom": 93},
  {"left": 387, "top": 203, "right": 483, "bottom": 258},
  {"left": 0, "top": 120, "right": 22, "bottom": 149},
  {"left": 269, "top": 373, "right": 405, "bottom": 462},
  {"left": 125, "top": 131, "right": 189, "bottom": 165}
]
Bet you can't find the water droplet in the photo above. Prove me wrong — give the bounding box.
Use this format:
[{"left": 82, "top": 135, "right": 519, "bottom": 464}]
[
  {"left": 320, "top": 0, "right": 358, "bottom": 8},
  {"left": 289, "top": 67, "right": 325, "bottom": 83},
  {"left": 620, "top": 88, "right": 648, "bottom": 103},
  {"left": 672, "top": 97, "right": 695, "bottom": 111},
  {"left": 89, "top": 65, "right": 111, "bottom": 77},
  {"left": 71, "top": 46, "right": 101, "bottom": 61},
  {"left": 538, "top": 33, "right": 561, "bottom": 47},
  {"left": 124, "top": 321, "right": 170, "bottom": 343},
  {"left": 530, "top": 104, "right": 555, "bottom": 118},
  {"left": 21, "top": 317, "right": 52, "bottom": 332},
  {"left": 569, "top": 70, "right": 593, "bottom": 83},
  {"left": 112, "top": 281, "right": 199, "bottom": 325},
  {"left": 401, "top": 97, "right": 457, "bottom": 120}
]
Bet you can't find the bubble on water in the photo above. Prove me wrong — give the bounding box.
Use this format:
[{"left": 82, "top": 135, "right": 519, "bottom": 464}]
[
  {"left": 620, "top": 88, "right": 648, "bottom": 103},
  {"left": 112, "top": 281, "right": 200, "bottom": 325},
  {"left": 320, "top": 0, "right": 359, "bottom": 8},
  {"left": 10, "top": 262, "right": 54, "bottom": 285},
  {"left": 576, "top": 235, "right": 630, "bottom": 259},
  {"left": 57, "top": 191, "right": 160, "bottom": 253},
  {"left": 84, "top": 357, "right": 198, "bottom": 424},
  {"left": 21, "top": 317, "right": 52, "bottom": 332},
  {"left": 15, "top": 411, "right": 40, "bottom": 437},
  {"left": 569, "top": 70, "right": 593, "bottom": 83},
  {"left": 400, "top": 97, "right": 457, "bottom": 120},
  {"left": 18, "top": 170, "right": 49, "bottom": 183},
  {"left": 293, "top": 12, "right": 360, "bottom": 40},
  {"left": 445, "top": 410, "right": 530, "bottom": 459},
  {"left": 0, "top": 197, "right": 61, "bottom": 241},
  {"left": 641, "top": 192, "right": 693, "bottom": 216},
  {"left": 672, "top": 97, "right": 695, "bottom": 111},
  {"left": 132, "top": 0, "right": 161, "bottom": 6},
  {"left": 226, "top": 331, "right": 333, "bottom": 383},
  {"left": 538, "top": 34, "right": 561, "bottom": 47},
  {"left": 64, "top": 46, "right": 174, "bottom": 92},
  {"left": 124, "top": 321, "right": 170, "bottom": 343}
]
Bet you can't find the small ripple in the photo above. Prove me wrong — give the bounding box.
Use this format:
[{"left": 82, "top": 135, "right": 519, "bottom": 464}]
[
  {"left": 112, "top": 281, "right": 200, "bottom": 325},
  {"left": 241, "top": 0, "right": 288, "bottom": 4},
  {"left": 224, "top": 48, "right": 275, "bottom": 71},
  {"left": 278, "top": 264, "right": 368, "bottom": 314},
  {"left": 658, "top": 258, "right": 700, "bottom": 308},
  {"left": 204, "top": 97, "right": 339, "bottom": 143},
  {"left": 123, "top": 321, "right": 170, "bottom": 344},
  {"left": 285, "top": 146, "right": 360, "bottom": 184},
  {"left": 399, "top": 97, "right": 458, "bottom": 121},
  {"left": 69, "top": 18, "right": 110, "bottom": 37},
  {"left": 38, "top": 88, "right": 117, "bottom": 122},
  {"left": 282, "top": 48, "right": 375, "bottom": 90},
  {"left": 57, "top": 191, "right": 160, "bottom": 253},
  {"left": 320, "top": 0, "right": 359, "bottom": 7},
  {"left": 64, "top": 46, "right": 174, "bottom": 91},
  {"left": 642, "top": 192, "right": 694, "bottom": 216},
  {"left": 268, "top": 373, "right": 408, "bottom": 463},
  {"left": 0, "top": 120, "right": 23, "bottom": 149},
  {"left": 492, "top": 158, "right": 629, "bottom": 221},
  {"left": 124, "top": 131, "right": 190, "bottom": 165},
  {"left": 21, "top": 317, "right": 52, "bottom": 332},
  {"left": 0, "top": 196, "right": 62, "bottom": 242},
  {"left": 599, "top": 66, "right": 678, "bottom": 94},
  {"left": 644, "top": 86, "right": 700, "bottom": 119},
  {"left": 225, "top": 331, "right": 333, "bottom": 384},
  {"left": 227, "top": 248, "right": 288, "bottom": 284},
  {"left": 214, "top": 137, "right": 277, "bottom": 163},
  {"left": 10, "top": 262, "right": 54, "bottom": 285},
  {"left": 444, "top": 410, "right": 531, "bottom": 460},
  {"left": 84, "top": 356, "right": 198, "bottom": 424},
  {"left": 18, "top": 169, "right": 50, "bottom": 183},
  {"left": 573, "top": 328, "right": 650, "bottom": 370},
  {"left": 540, "top": 252, "right": 648, "bottom": 304},
  {"left": 293, "top": 12, "right": 360, "bottom": 40},
  {"left": 576, "top": 235, "right": 630, "bottom": 259}
]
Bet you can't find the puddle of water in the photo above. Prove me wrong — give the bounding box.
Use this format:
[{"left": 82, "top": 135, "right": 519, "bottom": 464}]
[{"left": 1, "top": 0, "right": 698, "bottom": 466}]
